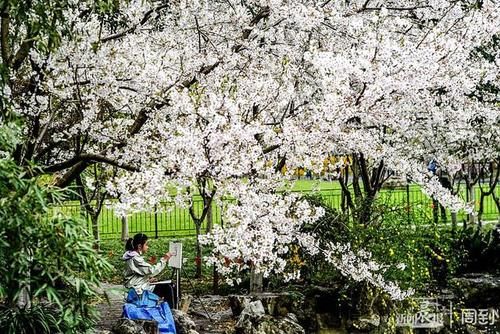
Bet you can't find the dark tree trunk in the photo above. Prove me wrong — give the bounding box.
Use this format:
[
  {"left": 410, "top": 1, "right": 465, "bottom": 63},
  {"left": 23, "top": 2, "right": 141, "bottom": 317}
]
[{"left": 195, "top": 220, "right": 202, "bottom": 278}]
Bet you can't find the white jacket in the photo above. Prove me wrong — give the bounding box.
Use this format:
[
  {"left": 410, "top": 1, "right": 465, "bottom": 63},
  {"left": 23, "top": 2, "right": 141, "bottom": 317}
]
[{"left": 122, "top": 251, "right": 167, "bottom": 294}]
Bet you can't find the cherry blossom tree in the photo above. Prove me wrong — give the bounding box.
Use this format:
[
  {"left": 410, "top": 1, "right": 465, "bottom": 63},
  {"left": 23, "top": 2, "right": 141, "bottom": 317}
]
[{"left": 4, "top": 0, "right": 500, "bottom": 299}]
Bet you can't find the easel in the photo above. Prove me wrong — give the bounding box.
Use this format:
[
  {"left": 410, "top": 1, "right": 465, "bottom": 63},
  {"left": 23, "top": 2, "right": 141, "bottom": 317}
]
[
  {"left": 168, "top": 242, "right": 182, "bottom": 309},
  {"left": 167, "top": 241, "right": 212, "bottom": 321}
]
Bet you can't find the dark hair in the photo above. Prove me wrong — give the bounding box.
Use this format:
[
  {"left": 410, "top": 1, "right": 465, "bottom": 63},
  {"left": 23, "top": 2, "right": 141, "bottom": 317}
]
[{"left": 125, "top": 233, "right": 148, "bottom": 251}]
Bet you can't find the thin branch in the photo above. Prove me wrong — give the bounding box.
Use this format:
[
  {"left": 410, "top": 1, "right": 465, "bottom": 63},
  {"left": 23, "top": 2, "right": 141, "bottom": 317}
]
[
  {"left": 416, "top": 3, "right": 456, "bottom": 49},
  {"left": 195, "top": 16, "right": 202, "bottom": 53},
  {"left": 100, "top": 3, "right": 170, "bottom": 43},
  {"left": 33, "top": 97, "right": 57, "bottom": 153},
  {"left": 263, "top": 144, "right": 280, "bottom": 154},
  {"left": 355, "top": 83, "right": 367, "bottom": 106},
  {"left": 362, "top": 6, "right": 430, "bottom": 11}
]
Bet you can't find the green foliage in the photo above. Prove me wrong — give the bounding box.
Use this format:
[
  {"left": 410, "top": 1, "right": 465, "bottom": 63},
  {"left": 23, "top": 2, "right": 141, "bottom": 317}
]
[
  {"left": 0, "top": 127, "right": 112, "bottom": 333},
  {"left": 0, "top": 304, "right": 63, "bottom": 334},
  {"left": 456, "top": 224, "right": 500, "bottom": 273},
  {"left": 2, "top": 0, "right": 123, "bottom": 54},
  {"left": 0, "top": 121, "right": 20, "bottom": 153},
  {"left": 300, "top": 195, "right": 461, "bottom": 291}
]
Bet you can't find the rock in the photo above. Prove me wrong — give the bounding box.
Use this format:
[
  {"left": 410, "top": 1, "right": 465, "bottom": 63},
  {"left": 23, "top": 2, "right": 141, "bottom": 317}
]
[
  {"left": 180, "top": 294, "right": 193, "bottom": 313},
  {"left": 112, "top": 318, "right": 158, "bottom": 334},
  {"left": 212, "top": 307, "right": 234, "bottom": 321},
  {"left": 348, "top": 314, "right": 380, "bottom": 332},
  {"left": 301, "top": 286, "right": 343, "bottom": 332},
  {"left": 235, "top": 300, "right": 305, "bottom": 334},
  {"left": 236, "top": 313, "right": 305, "bottom": 334},
  {"left": 466, "top": 324, "right": 486, "bottom": 334},
  {"left": 235, "top": 300, "right": 266, "bottom": 331},
  {"left": 241, "top": 300, "right": 266, "bottom": 319},
  {"left": 255, "top": 314, "right": 305, "bottom": 334},
  {"left": 229, "top": 292, "right": 305, "bottom": 317},
  {"left": 172, "top": 309, "right": 199, "bottom": 334},
  {"left": 229, "top": 295, "right": 252, "bottom": 316},
  {"left": 450, "top": 273, "right": 500, "bottom": 307}
]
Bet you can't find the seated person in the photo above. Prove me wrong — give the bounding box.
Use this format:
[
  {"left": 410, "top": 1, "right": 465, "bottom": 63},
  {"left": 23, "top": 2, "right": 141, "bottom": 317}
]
[{"left": 122, "top": 233, "right": 176, "bottom": 307}]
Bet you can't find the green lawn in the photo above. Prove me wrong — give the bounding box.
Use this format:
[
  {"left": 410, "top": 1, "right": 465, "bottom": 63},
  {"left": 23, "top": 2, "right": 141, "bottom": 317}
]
[{"left": 52, "top": 180, "right": 499, "bottom": 240}]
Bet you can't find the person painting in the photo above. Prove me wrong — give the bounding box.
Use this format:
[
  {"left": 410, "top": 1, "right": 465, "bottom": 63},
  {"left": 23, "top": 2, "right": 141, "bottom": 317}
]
[{"left": 122, "top": 233, "right": 176, "bottom": 306}]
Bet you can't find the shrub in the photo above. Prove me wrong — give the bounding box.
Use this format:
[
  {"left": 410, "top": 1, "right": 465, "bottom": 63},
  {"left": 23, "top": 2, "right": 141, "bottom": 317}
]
[{"left": 0, "top": 129, "right": 112, "bottom": 333}]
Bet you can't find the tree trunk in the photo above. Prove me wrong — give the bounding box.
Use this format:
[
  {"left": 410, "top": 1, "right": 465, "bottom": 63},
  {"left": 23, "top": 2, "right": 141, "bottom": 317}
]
[
  {"left": 121, "top": 216, "right": 129, "bottom": 241},
  {"left": 359, "top": 194, "right": 375, "bottom": 225},
  {"left": 492, "top": 192, "right": 500, "bottom": 223},
  {"left": 212, "top": 265, "right": 219, "bottom": 294},
  {"left": 451, "top": 212, "right": 457, "bottom": 235},
  {"left": 477, "top": 192, "right": 486, "bottom": 228},
  {"left": 91, "top": 213, "right": 100, "bottom": 250},
  {"left": 205, "top": 202, "right": 213, "bottom": 233},
  {"left": 195, "top": 221, "right": 202, "bottom": 278},
  {"left": 439, "top": 204, "right": 447, "bottom": 224},
  {"left": 432, "top": 198, "right": 439, "bottom": 225},
  {"left": 249, "top": 265, "right": 263, "bottom": 293}
]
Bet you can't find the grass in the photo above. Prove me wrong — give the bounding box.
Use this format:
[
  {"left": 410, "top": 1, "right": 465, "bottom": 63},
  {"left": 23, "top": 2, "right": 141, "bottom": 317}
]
[{"left": 52, "top": 180, "right": 499, "bottom": 240}]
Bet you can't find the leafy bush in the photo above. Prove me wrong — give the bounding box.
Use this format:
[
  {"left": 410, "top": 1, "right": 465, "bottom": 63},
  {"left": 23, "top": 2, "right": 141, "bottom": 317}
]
[
  {"left": 299, "top": 194, "right": 461, "bottom": 291},
  {"left": 0, "top": 304, "right": 63, "bottom": 334},
  {"left": 455, "top": 224, "right": 500, "bottom": 274},
  {"left": 0, "top": 132, "right": 112, "bottom": 333}
]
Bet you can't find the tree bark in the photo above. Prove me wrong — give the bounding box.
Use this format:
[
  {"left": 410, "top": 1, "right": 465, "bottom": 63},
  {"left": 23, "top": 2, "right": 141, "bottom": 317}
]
[
  {"left": 121, "top": 216, "right": 129, "bottom": 241},
  {"left": 194, "top": 221, "right": 202, "bottom": 278},
  {"left": 249, "top": 265, "right": 263, "bottom": 293},
  {"left": 205, "top": 201, "right": 213, "bottom": 233}
]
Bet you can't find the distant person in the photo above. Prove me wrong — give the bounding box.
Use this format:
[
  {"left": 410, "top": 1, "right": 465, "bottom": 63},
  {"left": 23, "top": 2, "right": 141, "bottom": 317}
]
[{"left": 122, "top": 233, "right": 176, "bottom": 307}]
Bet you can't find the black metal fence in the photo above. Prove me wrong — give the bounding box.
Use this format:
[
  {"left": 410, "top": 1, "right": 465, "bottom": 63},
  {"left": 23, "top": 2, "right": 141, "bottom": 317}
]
[{"left": 52, "top": 186, "right": 499, "bottom": 240}]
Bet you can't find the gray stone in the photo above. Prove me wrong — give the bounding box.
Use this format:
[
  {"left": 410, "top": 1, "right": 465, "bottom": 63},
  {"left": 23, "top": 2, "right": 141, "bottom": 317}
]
[
  {"left": 112, "top": 318, "right": 158, "bottom": 334},
  {"left": 172, "top": 309, "right": 199, "bottom": 334},
  {"left": 229, "top": 295, "right": 252, "bottom": 316},
  {"left": 235, "top": 301, "right": 305, "bottom": 334},
  {"left": 349, "top": 314, "right": 380, "bottom": 332},
  {"left": 358, "top": 314, "right": 380, "bottom": 328},
  {"left": 241, "top": 300, "right": 265, "bottom": 319},
  {"left": 235, "top": 300, "right": 266, "bottom": 332},
  {"left": 256, "top": 315, "right": 305, "bottom": 334},
  {"left": 229, "top": 292, "right": 305, "bottom": 317},
  {"left": 450, "top": 273, "right": 500, "bottom": 307},
  {"left": 465, "top": 324, "right": 486, "bottom": 334}
]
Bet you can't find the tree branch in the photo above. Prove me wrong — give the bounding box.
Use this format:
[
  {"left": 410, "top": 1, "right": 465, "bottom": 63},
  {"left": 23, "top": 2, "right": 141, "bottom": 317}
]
[
  {"left": 43, "top": 153, "right": 140, "bottom": 174},
  {"left": 1, "top": 4, "right": 10, "bottom": 65},
  {"left": 361, "top": 5, "right": 430, "bottom": 12},
  {"left": 12, "top": 36, "right": 34, "bottom": 71},
  {"left": 100, "top": 3, "right": 170, "bottom": 43}
]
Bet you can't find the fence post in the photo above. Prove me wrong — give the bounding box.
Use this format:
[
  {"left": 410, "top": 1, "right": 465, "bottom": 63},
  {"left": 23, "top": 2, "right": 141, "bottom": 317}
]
[
  {"left": 154, "top": 204, "right": 158, "bottom": 239},
  {"left": 406, "top": 180, "right": 411, "bottom": 224}
]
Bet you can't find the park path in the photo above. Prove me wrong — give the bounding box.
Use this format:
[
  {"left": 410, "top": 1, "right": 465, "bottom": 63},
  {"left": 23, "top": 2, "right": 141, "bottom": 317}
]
[{"left": 95, "top": 283, "right": 127, "bottom": 332}]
